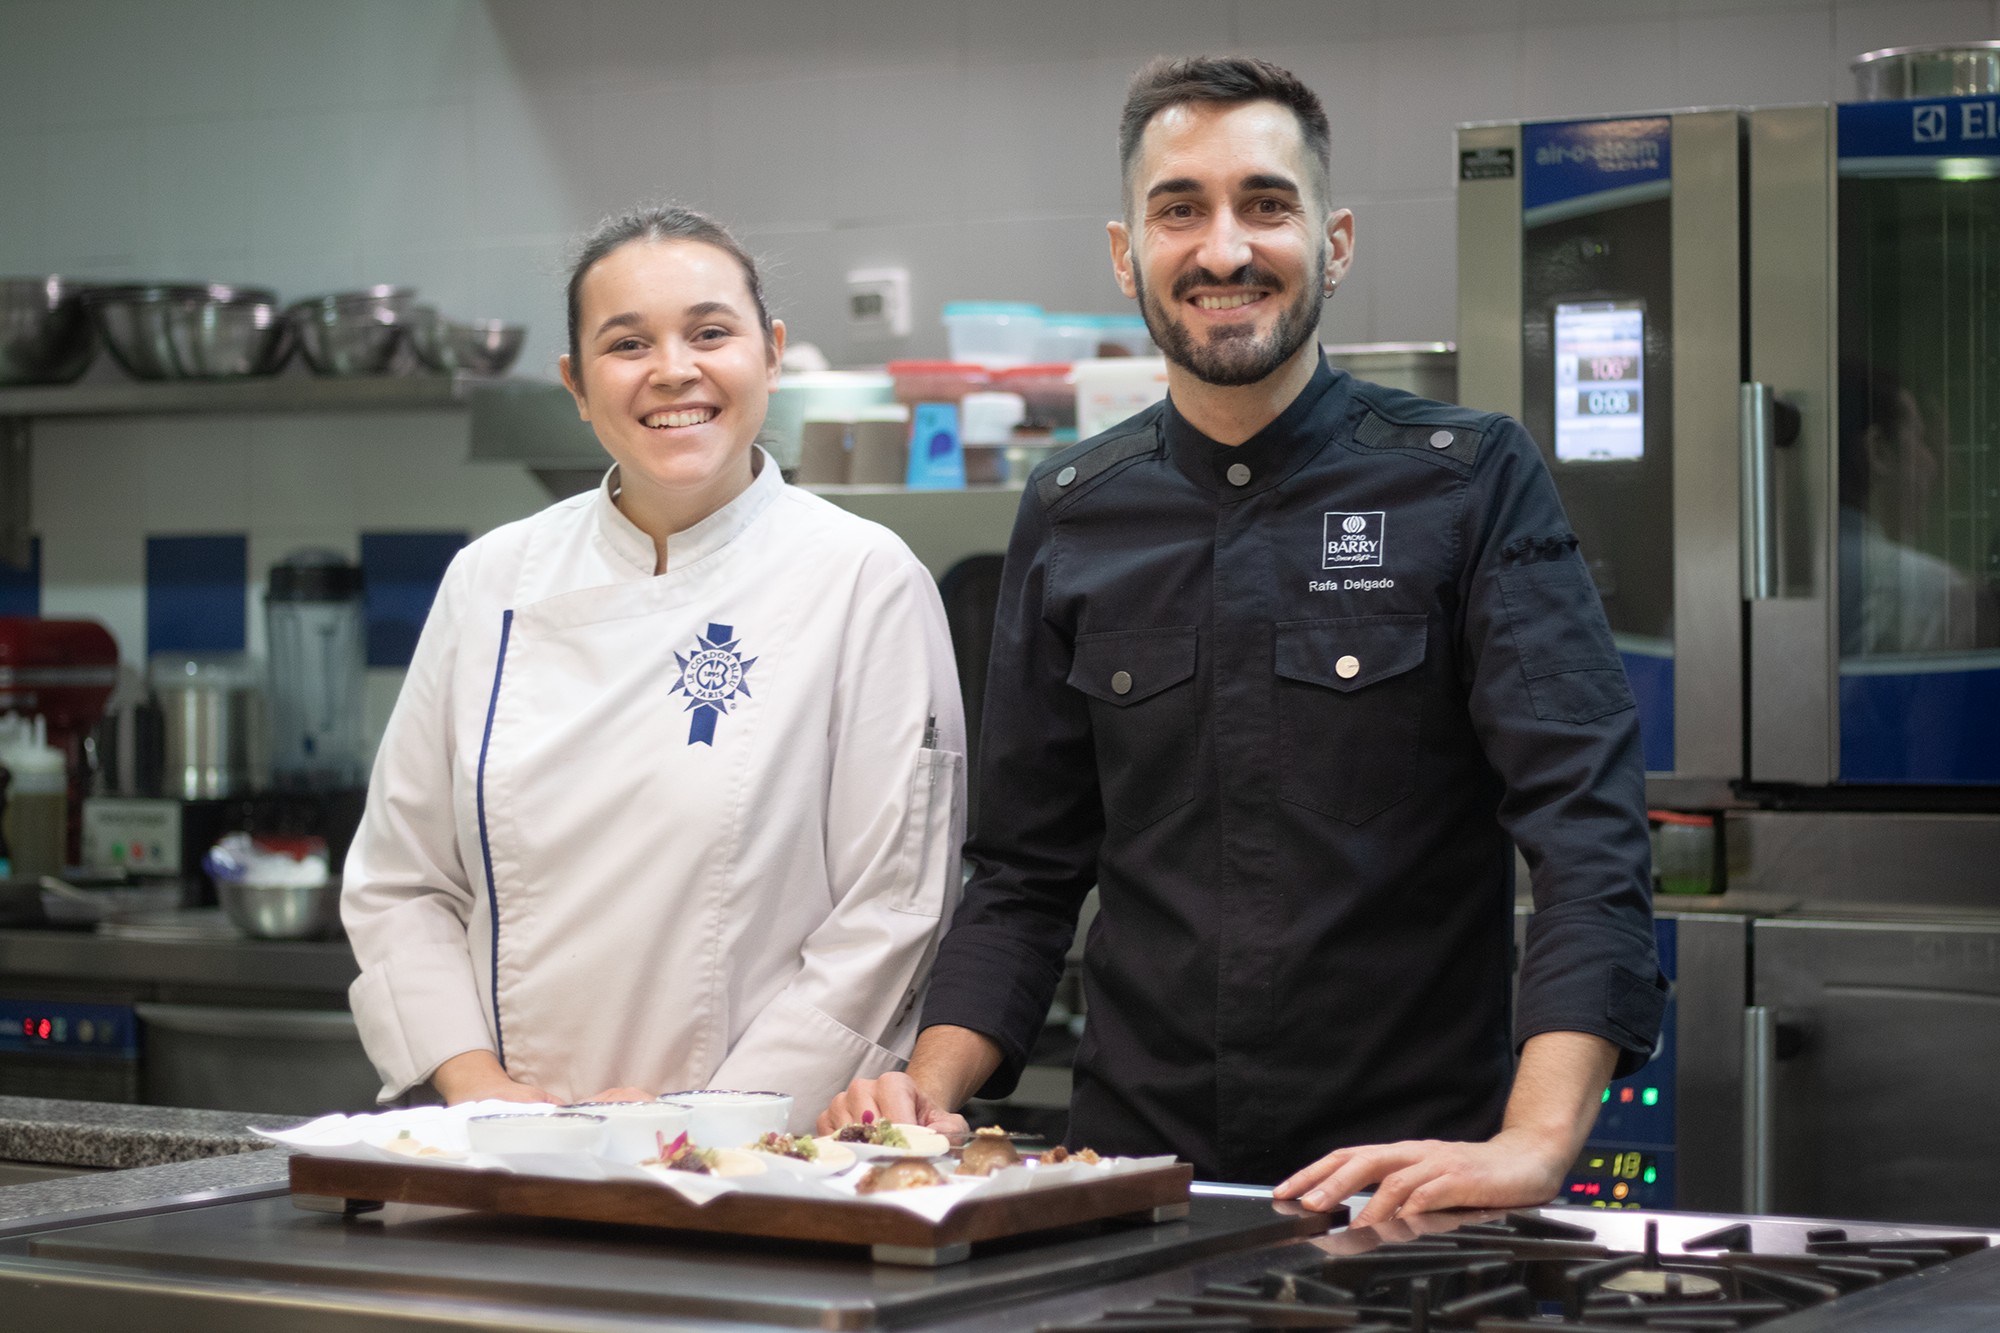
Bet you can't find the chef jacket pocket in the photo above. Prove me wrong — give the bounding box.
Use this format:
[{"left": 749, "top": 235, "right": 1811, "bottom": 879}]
[
  {"left": 1068, "top": 626, "right": 1199, "bottom": 830},
  {"left": 1496, "top": 552, "right": 1635, "bottom": 724},
  {"left": 891, "top": 746, "right": 963, "bottom": 918},
  {"left": 1275, "top": 615, "right": 1428, "bottom": 824}
]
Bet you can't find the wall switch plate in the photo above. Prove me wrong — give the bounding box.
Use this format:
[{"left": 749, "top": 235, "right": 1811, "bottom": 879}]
[{"left": 846, "top": 267, "right": 911, "bottom": 339}]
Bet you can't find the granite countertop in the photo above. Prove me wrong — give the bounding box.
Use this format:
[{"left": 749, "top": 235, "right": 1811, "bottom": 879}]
[{"left": 0, "top": 1096, "right": 305, "bottom": 1170}]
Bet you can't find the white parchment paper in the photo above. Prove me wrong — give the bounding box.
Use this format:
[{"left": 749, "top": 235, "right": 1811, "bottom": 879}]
[{"left": 255, "top": 1105, "right": 1178, "bottom": 1220}]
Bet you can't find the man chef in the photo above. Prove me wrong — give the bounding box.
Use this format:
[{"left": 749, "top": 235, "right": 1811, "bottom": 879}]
[{"left": 823, "top": 55, "right": 1665, "bottom": 1226}]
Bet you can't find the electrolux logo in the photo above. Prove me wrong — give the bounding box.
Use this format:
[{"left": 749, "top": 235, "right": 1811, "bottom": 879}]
[
  {"left": 1323, "top": 511, "right": 1385, "bottom": 569},
  {"left": 1913, "top": 104, "right": 1947, "bottom": 143}
]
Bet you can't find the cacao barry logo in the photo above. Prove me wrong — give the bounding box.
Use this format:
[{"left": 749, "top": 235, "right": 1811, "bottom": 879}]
[{"left": 1322, "top": 512, "right": 1386, "bottom": 570}]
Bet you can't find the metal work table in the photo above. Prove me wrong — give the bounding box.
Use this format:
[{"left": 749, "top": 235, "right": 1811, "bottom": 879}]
[
  {"left": 0, "top": 1190, "right": 1322, "bottom": 1332},
  {"left": 0, "top": 928, "right": 357, "bottom": 997}
]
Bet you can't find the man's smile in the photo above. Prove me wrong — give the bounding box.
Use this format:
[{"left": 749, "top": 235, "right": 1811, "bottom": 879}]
[{"left": 1190, "top": 290, "right": 1271, "bottom": 312}]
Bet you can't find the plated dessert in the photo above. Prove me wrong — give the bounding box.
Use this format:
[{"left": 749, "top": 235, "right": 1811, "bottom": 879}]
[
  {"left": 821, "top": 1112, "right": 951, "bottom": 1159},
  {"left": 747, "top": 1132, "right": 858, "bottom": 1175},
  {"left": 955, "top": 1126, "right": 1022, "bottom": 1176},
  {"left": 855, "top": 1157, "right": 947, "bottom": 1194},
  {"left": 642, "top": 1131, "right": 765, "bottom": 1178}
]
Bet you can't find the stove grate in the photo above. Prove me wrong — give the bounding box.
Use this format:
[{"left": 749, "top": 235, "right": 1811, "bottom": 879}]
[{"left": 1037, "top": 1215, "right": 1992, "bottom": 1333}]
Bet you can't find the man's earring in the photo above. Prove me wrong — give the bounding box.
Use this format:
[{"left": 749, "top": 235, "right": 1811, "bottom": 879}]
[{"left": 1324, "top": 278, "right": 1338, "bottom": 296}]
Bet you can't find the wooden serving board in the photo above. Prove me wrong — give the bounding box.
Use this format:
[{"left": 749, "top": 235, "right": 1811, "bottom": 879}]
[{"left": 289, "top": 1155, "right": 1194, "bottom": 1266}]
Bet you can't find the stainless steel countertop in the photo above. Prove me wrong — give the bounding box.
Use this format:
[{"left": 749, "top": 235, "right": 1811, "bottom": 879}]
[
  {"left": 0, "top": 928, "right": 357, "bottom": 994},
  {"left": 0, "top": 1149, "right": 292, "bottom": 1238}
]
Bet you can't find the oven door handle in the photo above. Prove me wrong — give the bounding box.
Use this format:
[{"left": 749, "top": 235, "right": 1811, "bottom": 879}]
[
  {"left": 1742, "top": 1004, "right": 1775, "bottom": 1212},
  {"left": 1739, "top": 382, "right": 1801, "bottom": 600},
  {"left": 134, "top": 1002, "right": 359, "bottom": 1042}
]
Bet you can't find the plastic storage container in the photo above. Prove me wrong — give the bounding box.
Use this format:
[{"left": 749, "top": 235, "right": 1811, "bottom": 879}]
[
  {"left": 1073, "top": 356, "right": 1170, "bottom": 439},
  {"left": 763, "top": 371, "right": 896, "bottom": 470},
  {"left": 848, "top": 404, "right": 914, "bottom": 485},
  {"left": 1094, "top": 313, "right": 1154, "bottom": 357},
  {"left": 992, "top": 364, "right": 1077, "bottom": 433},
  {"left": 0, "top": 714, "right": 67, "bottom": 878},
  {"left": 887, "top": 361, "right": 990, "bottom": 405},
  {"left": 941, "top": 302, "right": 1043, "bottom": 368},
  {"left": 1651, "top": 810, "right": 1716, "bottom": 896},
  {"left": 1036, "top": 312, "right": 1152, "bottom": 361}
]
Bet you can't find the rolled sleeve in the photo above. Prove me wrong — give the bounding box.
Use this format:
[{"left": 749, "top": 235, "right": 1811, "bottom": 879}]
[{"left": 1458, "top": 420, "right": 1666, "bottom": 1077}]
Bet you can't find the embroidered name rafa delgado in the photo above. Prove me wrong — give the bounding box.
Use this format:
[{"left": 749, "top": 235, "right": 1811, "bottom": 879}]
[{"left": 671, "top": 622, "right": 755, "bottom": 746}]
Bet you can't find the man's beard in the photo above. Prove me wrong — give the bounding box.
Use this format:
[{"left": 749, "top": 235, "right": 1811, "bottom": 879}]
[{"left": 1132, "top": 254, "right": 1325, "bottom": 388}]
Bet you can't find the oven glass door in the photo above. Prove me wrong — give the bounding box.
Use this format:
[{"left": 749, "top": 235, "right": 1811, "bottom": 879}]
[
  {"left": 1836, "top": 97, "right": 2000, "bottom": 783},
  {"left": 1520, "top": 117, "right": 1678, "bottom": 774}
]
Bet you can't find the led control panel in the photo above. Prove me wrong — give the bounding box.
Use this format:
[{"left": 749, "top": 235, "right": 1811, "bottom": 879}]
[{"left": 0, "top": 1000, "right": 138, "bottom": 1058}]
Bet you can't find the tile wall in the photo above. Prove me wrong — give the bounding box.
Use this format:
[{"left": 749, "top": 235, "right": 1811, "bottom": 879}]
[{"left": 1, "top": 0, "right": 1996, "bottom": 748}]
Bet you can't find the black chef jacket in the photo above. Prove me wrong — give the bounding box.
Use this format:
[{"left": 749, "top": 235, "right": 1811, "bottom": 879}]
[{"left": 921, "top": 358, "right": 1667, "bottom": 1185}]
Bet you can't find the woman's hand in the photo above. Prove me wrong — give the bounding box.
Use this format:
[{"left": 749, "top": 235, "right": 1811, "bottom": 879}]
[
  {"left": 431, "top": 1049, "right": 555, "bottom": 1105},
  {"left": 579, "top": 1087, "right": 657, "bottom": 1103},
  {"left": 817, "top": 1072, "right": 968, "bottom": 1137}
]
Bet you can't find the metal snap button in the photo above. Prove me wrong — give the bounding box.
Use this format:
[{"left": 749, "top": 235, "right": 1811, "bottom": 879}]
[
  {"left": 1226, "top": 462, "right": 1251, "bottom": 486},
  {"left": 1429, "top": 430, "right": 1453, "bottom": 450},
  {"left": 1336, "top": 655, "right": 1360, "bottom": 679},
  {"left": 1111, "top": 670, "right": 1133, "bottom": 695},
  {"left": 1057, "top": 465, "right": 1077, "bottom": 486}
]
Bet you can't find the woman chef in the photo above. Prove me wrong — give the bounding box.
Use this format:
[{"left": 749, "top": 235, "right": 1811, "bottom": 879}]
[{"left": 341, "top": 206, "right": 966, "bottom": 1125}]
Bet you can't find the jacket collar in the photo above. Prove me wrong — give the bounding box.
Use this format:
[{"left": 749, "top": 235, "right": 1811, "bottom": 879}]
[
  {"left": 593, "top": 446, "right": 783, "bottom": 575},
  {"left": 1163, "top": 355, "right": 1343, "bottom": 501}
]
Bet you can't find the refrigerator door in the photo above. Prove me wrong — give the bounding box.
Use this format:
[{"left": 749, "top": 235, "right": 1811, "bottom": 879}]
[{"left": 1458, "top": 112, "right": 1744, "bottom": 787}]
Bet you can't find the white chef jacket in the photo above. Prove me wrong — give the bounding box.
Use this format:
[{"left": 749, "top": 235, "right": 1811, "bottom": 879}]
[{"left": 343, "top": 451, "right": 966, "bottom": 1126}]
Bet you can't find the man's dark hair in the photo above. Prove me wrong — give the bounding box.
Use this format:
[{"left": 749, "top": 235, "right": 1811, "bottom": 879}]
[
  {"left": 1118, "top": 55, "right": 1332, "bottom": 209},
  {"left": 565, "top": 204, "right": 772, "bottom": 366}
]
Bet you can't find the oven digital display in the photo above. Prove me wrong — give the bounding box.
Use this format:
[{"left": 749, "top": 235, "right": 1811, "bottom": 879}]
[{"left": 1554, "top": 300, "right": 1645, "bottom": 462}]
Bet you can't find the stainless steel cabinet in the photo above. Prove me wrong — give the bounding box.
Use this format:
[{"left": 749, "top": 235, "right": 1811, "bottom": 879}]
[
  {"left": 135, "top": 1003, "right": 381, "bottom": 1117},
  {"left": 1751, "top": 916, "right": 2000, "bottom": 1227}
]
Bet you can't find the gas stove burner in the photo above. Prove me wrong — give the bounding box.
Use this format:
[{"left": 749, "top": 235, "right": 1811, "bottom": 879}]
[
  {"left": 1595, "top": 1266, "right": 1725, "bottom": 1299},
  {"left": 1038, "top": 1212, "right": 1996, "bottom": 1333}
]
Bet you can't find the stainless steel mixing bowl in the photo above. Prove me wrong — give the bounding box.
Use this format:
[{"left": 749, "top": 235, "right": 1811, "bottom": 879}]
[
  {"left": 85, "top": 284, "right": 270, "bottom": 380},
  {"left": 218, "top": 878, "right": 342, "bottom": 940},
  {"left": 289, "top": 286, "right": 416, "bottom": 376},
  {"left": 0, "top": 276, "right": 97, "bottom": 384},
  {"left": 406, "top": 308, "right": 525, "bottom": 376},
  {"left": 163, "top": 293, "right": 294, "bottom": 377}
]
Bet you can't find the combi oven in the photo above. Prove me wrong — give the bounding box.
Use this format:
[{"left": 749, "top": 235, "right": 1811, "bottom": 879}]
[
  {"left": 1457, "top": 80, "right": 2000, "bottom": 796},
  {"left": 1467, "top": 49, "right": 2000, "bottom": 1228}
]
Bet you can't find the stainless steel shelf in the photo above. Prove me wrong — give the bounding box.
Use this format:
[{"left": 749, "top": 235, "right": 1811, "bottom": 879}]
[{"left": 0, "top": 373, "right": 508, "bottom": 419}]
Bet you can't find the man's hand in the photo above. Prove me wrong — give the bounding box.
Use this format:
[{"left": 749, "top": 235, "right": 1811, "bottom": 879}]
[
  {"left": 1273, "top": 1031, "right": 1619, "bottom": 1226},
  {"left": 1274, "top": 1125, "right": 1573, "bottom": 1225},
  {"left": 813, "top": 1024, "right": 1003, "bottom": 1136},
  {"left": 431, "top": 1049, "right": 555, "bottom": 1105},
  {"left": 818, "top": 1071, "right": 967, "bottom": 1137}
]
